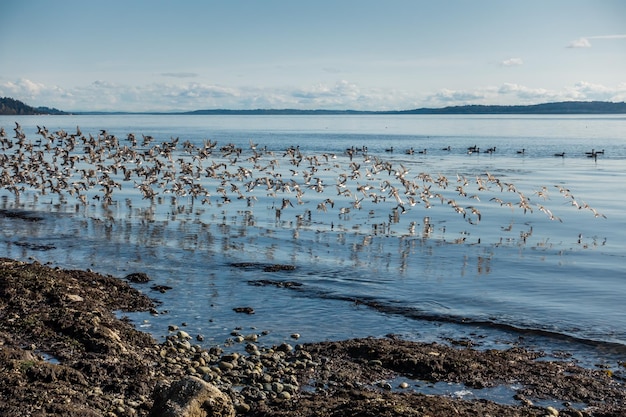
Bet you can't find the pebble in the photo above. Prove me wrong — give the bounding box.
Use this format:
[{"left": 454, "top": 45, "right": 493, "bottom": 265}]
[
  {"left": 218, "top": 361, "right": 234, "bottom": 371},
  {"left": 235, "top": 403, "right": 251, "bottom": 413},
  {"left": 177, "top": 330, "right": 191, "bottom": 340},
  {"left": 197, "top": 366, "right": 212, "bottom": 375},
  {"left": 399, "top": 381, "right": 409, "bottom": 389},
  {"left": 177, "top": 340, "right": 191, "bottom": 351},
  {"left": 378, "top": 381, "right": 392, "bottom": 390},
  {"left": 546, "top": 406, "right": 559, "bottom": 416}
]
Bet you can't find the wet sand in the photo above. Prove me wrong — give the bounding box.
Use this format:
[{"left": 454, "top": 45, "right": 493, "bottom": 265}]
[{"left": 1, "top": 258, "right": 624, "bottom": 416}]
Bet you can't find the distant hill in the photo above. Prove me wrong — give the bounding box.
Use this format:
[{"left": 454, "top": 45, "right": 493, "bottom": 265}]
[
  {"left": 0, "top": 97, "right": 67, "bottom": 115},
  {"left": 397, "top": 101, "right": 626, "bottom": 115},
  {"left": 185, "top": 101, "right": 626, "bottom": 115}
]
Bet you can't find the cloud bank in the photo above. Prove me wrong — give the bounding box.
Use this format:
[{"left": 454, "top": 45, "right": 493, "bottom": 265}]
[{"left": 1, "top": 78, "right": 625, "bottom": 112}]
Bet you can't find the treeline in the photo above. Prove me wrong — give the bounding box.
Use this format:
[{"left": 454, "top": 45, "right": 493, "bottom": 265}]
[
  {"left": 398, "top": 101, "right": 626, "bottom": 114},
  {"left": 0, "top": 97, "right": 67, "bottom": 115}
]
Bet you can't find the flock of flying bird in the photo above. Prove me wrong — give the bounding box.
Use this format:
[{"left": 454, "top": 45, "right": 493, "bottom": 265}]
[{"left": 0, "top": 122, "right": 607, "bottom": 232}]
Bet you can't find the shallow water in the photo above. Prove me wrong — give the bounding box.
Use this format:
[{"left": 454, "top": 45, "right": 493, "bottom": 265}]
[{"left": 1, "top": 114, "right": 625, "bottom": 372}]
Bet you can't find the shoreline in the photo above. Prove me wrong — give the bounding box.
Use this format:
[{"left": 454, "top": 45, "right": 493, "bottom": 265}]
[{"left": 1, "top": 258, "right": 625, "bottom": 416}]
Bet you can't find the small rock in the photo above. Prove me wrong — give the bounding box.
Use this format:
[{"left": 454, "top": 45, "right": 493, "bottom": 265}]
[
  {"left": 177, "top": 340, "right": 191, "bottom": 351},
  {"left": 218, "top": 361, "right": 234, "bottom": 371},
  {"left": 546, "top": 406, "right": 559, "bottom": 416},
  {"left": 235, "top": 403, "right": 251, "bottom": 413},
  {"left": 276, "top": 343, "right": 293, "bottom": 352},
  {"left": 378, "top": 381, "right": 392, "bottom": 390},
  {"left": 197, "top": 366, "right": 212, "bottom": 375},
  {"left": 125, "top": 272, "right": 151, "bottom": 283},
  {"left": 277, "top": 391, "right": 291, "bottom": 400},
  {"left": 66, "top": 293, "right": 84, "bottom": 302},
  {"left": 151, "top": 285, "right": 173, "bottom": 293},
  {"left": 177, "top": 330, "right": 191, "bottom": 340},
  {"left": 271, "top": 382, "right": 284, "bottom": 393}
]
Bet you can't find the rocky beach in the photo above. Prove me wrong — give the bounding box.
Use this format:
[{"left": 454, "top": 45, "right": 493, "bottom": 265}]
[{"left": 1, "top": 258, "right": 625, "bottom": 417}]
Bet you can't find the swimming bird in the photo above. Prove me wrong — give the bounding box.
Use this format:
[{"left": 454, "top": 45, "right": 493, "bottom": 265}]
[{"left": 554, "top": 152, "right": 565, "bottom": 157}]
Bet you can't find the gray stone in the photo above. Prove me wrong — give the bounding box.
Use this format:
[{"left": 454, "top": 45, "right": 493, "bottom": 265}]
[{"left": 149, "top": 376, "right": 234, "bottom": 417}]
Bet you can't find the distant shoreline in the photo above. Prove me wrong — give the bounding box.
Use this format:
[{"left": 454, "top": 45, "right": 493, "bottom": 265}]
[
  {"left": 2, "top": 97, "right": 626, "bottom": 116},
  {"left": 73, "top": 101, "right": 626, "bottom": 115}
]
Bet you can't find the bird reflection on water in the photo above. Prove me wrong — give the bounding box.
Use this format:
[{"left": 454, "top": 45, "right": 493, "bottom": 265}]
[
  {"left": 0, "top": 122, "right": 608, "bottom": 269},
  {"left": 0, "top": 122, "right": 605, "bottom": 239}
]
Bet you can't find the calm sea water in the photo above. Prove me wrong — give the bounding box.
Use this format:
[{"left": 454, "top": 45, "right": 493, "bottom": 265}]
[{"left": 1, "top": 114, "right": 625, "bottom": 370}]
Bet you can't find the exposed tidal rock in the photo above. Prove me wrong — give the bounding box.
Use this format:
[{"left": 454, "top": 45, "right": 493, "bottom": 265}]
[
  {"left": 149, "top": 376, "right": 235, "bottom": 417},
  {"left": 125, "top": 272, "right": 152, "bottom": 283}
]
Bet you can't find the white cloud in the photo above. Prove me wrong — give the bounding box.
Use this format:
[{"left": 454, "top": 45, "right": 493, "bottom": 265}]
[
  {"left": 497, "top": 83, "right": 559, "bottom": 101},
  {"left": 1, "top": 78, "right": 49, "bottom": 98},
  {"left": 567, "top": 37, "right": 591, "bottom": 48},
  {"left": 567, "top": 81, "right": 626, "bottom": 102},
  {"left": 426, "top": 89, "right": 487, "bottom": 106},
  {"left": 588, "top": 34, "right": 626, "bottom": 40},
  {"left": 567, "top": 34, "right": 626, "bottom": 48},
  {"left": 500, "top": 58, "right": 523, "bottom": 67}
]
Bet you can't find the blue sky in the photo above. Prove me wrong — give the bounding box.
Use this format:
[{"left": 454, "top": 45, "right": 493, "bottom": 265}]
[{"left": 1, "top": 0, "right": 625, "bottom": 111}]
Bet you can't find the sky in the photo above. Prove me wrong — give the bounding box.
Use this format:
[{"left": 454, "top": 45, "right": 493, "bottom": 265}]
[{"left": 1, "top": 0, "right": 625, "bottom": 112}]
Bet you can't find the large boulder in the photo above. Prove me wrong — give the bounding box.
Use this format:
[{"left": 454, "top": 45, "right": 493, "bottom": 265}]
[{"left": 149, "top": 376, "right": 234, "bottom": 417}]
